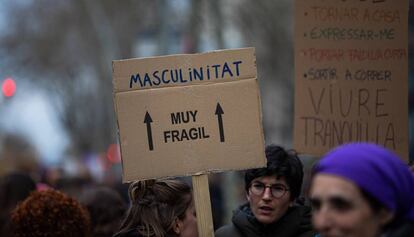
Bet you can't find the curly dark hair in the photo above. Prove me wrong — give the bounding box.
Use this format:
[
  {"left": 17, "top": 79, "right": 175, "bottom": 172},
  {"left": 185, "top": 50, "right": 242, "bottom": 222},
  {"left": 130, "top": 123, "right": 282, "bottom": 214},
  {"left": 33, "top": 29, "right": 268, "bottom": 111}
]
[
  {"left": 11, "top": 189, "right": 91, "bottom": 237},
  {"left": 244, "top": 145, "right": 304, "bottom": 200}
]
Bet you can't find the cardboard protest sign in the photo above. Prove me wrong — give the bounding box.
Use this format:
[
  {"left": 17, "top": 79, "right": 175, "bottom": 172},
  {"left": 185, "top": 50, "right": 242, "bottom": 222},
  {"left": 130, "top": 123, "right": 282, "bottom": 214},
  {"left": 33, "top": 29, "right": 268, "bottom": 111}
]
[
  {"left": 113, "top": 48, "right": 266, "bottom": 181},
  {"left": 294, "top": 0, "right": 409, "bottom": 161}
]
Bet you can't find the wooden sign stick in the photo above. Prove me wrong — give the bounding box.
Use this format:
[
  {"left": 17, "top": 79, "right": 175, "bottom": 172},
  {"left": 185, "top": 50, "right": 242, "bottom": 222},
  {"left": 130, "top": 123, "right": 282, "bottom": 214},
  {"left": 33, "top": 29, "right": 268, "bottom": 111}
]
[{"left": 192, "top": 174, "right": 214, "bottom": 237}]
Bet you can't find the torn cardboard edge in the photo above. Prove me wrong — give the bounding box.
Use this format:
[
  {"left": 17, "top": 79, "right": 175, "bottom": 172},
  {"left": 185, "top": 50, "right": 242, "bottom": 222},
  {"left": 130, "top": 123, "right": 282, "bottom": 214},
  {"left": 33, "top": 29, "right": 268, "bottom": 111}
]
[{"left": 112, "top": 47, "right": 256, "bottom": 93}]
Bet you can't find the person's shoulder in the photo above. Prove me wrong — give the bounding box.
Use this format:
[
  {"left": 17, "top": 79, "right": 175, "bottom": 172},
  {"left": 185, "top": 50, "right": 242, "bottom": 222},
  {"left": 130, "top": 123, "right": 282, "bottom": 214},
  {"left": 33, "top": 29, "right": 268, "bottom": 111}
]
[
  {"left": 387, "top": 221, "right": 414, "bottom": 237},
  {"left": 215, "top": 224, "right": 243, "bottom": 237}
]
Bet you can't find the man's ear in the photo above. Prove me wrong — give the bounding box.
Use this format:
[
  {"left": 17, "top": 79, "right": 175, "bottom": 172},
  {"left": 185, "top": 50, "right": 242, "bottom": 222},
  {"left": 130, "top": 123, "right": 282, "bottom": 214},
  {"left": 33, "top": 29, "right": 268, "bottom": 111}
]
[
  {"left": 173, "top": 217, "right": 183, "bottom": 235},
  {"left": 246, "top": 191, "right": 251, "bottom": 202}
]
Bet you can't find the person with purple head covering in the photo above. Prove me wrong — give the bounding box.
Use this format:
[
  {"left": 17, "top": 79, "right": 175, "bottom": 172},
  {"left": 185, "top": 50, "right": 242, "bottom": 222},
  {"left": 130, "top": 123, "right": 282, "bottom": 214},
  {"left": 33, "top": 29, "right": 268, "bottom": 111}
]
[{"left": 309, "top": 142, "right": 414, "bottom": 237}]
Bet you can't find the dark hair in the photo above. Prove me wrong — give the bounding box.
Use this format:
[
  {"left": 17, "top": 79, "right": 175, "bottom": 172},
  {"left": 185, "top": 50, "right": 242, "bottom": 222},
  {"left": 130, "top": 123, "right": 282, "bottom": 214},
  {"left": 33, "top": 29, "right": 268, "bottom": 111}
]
[
  {"left": 359, "top": 188, "right": 400, "bottom": 231},
  {"left": 359, "top": 188, "right": 384, "bottom": 212},
  {"left": 11, "top": 189, "right": 91, "bottom": 237},
  {"left": 80, "top": 187, "right": 127, "bottom": 237},
  {"left": 0, "top": 172, "right": 36, "bottom": 210},
  {"left": 0, "top": 172, "right": 36, "bottom": 236},
  {"left": 117, "top": 179, "right": 193, "bottom": 237},
  {"left": 245, "top": 145, "right": 304, "bottom": 200}
]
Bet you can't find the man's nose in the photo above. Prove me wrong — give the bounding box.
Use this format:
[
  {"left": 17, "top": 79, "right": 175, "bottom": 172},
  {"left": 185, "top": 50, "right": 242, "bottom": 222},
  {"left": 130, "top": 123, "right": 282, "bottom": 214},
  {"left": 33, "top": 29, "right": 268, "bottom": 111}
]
[{"left": 262, "top": 186, "right": 273, "bottom": 200}]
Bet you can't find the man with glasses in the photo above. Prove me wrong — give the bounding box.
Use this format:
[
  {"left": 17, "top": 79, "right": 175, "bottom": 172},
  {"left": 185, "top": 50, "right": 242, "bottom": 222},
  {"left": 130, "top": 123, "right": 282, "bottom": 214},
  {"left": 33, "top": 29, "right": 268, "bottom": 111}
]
[{"left": 215, "top": 145, "right": 316, "bottom": 237}]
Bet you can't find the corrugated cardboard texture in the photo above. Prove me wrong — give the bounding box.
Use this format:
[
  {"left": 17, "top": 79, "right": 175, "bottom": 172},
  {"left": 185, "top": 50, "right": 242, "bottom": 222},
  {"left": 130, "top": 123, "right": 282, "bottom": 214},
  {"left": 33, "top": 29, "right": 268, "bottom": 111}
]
[
  {"left": 113, "top": 48, "right": 266, "bottom": 182},
  {"left": 293, "top": 0, "right": 409, "bottom": 161}
]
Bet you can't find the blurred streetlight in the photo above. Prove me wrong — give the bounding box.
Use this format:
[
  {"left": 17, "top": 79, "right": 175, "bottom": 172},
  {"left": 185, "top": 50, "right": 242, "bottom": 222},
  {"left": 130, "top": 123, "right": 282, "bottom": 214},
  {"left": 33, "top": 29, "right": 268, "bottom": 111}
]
[
  {"left": 106, "top": 143, "right": 121, "bottom": 164},
  {"left": 2, "top": 77, "right": 16, "bottom": 98}
]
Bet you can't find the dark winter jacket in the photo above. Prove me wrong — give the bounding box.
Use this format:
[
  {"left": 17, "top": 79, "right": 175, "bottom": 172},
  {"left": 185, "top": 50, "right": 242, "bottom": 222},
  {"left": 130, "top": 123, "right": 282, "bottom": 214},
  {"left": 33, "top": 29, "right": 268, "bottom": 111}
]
[
  {"left": 385, "top": 220, "right": 414, "bottom": 237},
  {"left": 215, "top": 203, "right": 317, "bottom": 237}
]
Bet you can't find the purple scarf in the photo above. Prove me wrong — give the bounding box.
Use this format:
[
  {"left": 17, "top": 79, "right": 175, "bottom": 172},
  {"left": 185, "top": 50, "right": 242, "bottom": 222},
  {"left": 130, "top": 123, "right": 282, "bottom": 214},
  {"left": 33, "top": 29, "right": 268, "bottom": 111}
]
[{"left": 314, "top": 143, "right": 414, "bottom": 222}]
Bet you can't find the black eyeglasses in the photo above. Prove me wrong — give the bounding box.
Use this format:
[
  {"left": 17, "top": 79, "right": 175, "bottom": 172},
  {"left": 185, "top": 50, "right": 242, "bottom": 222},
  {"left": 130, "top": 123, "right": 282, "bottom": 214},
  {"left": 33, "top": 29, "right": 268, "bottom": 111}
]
[{"left": 249, "top": 181, "right": 290, "bottom": 198}]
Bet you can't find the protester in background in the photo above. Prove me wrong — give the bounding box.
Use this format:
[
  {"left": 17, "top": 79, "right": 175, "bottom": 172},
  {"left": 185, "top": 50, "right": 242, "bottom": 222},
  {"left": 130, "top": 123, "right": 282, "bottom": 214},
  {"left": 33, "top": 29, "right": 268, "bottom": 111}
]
[
  {"left": 11, "top": 189, "right": 91, "bottom": 237},
  {"left": 113, "top": 179, "right": 198, "bottom": 237},
  {"left": 55, "top": 175, "right": 93, "bottom": 200},
  {"left": 215, "top": 145, "right": 316, "bottom": 237},
  {"left": 0, "top": 172, "right": 36, "bottom": 236},
  {"left": 310, "top": 143, "right": 414, "bottom": 237},
  {"left": 80, "top": 187, "right": 127, "bottom": 237}
]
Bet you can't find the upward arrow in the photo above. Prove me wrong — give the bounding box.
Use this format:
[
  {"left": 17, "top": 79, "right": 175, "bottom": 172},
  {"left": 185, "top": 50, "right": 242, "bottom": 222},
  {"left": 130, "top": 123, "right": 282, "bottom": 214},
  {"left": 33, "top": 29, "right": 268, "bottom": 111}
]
[
  {"left": 144, "top": 111, "right": 154, "bottom": 151},
  {"left": 215, "top": 103, "right": 225, "bottom": 142}
]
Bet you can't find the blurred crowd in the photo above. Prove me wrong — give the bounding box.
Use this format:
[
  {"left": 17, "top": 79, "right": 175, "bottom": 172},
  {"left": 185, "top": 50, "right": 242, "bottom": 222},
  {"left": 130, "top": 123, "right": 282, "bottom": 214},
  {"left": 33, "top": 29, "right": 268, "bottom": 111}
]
[
  {"left": 0, "top": 170, "right": 128, "bottom": 237},
  {"left": 1, "top": 143, "right": 414, "bottom": 237}
]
